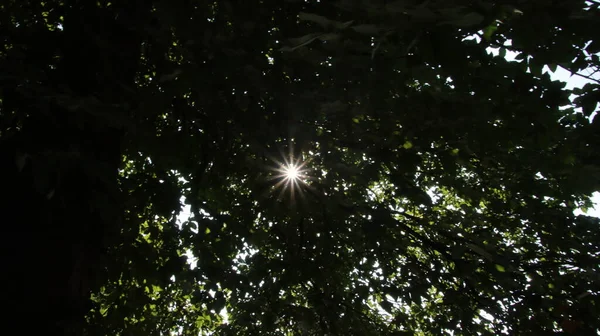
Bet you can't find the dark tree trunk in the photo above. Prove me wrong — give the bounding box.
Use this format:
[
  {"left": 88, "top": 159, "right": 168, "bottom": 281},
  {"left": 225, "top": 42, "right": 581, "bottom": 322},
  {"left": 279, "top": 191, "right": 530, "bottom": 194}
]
[{"left": 1, "top": 2, "right": 149, "bottom": 334}]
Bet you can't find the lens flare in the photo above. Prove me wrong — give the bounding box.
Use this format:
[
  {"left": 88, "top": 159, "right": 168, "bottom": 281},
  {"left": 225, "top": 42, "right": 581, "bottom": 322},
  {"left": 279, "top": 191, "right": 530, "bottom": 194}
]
[
  {"left": 284, "top": 164, "right": 300, "bottom": 181},
  {"left": 267, "top": 152, "right": 311, "bottom": 203}
]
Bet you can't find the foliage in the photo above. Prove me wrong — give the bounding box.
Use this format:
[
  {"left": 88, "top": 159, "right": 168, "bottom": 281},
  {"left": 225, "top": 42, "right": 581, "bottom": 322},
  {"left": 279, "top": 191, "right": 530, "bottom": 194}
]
[{"left": 1, "top": 0, "right": 600, "bottom": 335}]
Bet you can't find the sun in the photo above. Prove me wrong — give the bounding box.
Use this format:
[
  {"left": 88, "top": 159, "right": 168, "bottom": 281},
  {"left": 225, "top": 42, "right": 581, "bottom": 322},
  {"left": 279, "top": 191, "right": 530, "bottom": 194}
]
[
  {"left": 284, "top": 164, "right": 300, "bottom": 181},
  {"left": 267, "top": 153, "right": 310, "bottom": 202},
  {"left": 275, "top": 160, "right": 306, "bottom": 185}
]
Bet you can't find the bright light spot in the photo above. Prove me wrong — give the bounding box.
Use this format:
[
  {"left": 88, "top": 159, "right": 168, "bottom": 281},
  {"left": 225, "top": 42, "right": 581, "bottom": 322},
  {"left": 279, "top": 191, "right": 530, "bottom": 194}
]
[
  {"left": 285, "top": 165, "right": 300, "bottom": 181},
  {"left": 267, "top": 151, "right": 312, "bottom": 203}
]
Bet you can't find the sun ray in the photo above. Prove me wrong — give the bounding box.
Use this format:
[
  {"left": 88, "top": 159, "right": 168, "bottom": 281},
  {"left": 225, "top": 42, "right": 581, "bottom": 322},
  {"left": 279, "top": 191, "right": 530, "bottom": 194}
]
[{"left": 266, "top": 150, "right": 311, "bottom": 203}]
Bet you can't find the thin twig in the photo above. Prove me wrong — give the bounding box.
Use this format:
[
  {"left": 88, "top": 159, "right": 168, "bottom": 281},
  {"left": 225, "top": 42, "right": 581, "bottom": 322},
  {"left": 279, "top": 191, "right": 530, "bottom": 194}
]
[{"left": 560, "top": 65, "right": 600, "bottom": 85}]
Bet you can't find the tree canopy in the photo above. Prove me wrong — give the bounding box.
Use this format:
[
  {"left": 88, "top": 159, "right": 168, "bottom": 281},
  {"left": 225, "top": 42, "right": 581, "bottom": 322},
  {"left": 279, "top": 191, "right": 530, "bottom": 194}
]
[{"left": 1, "top": 0, "right": 600, "bottom": 335}]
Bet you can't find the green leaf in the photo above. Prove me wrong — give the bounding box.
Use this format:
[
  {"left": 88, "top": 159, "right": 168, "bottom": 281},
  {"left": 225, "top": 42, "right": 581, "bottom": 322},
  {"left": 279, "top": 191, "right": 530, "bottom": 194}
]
[
  {"left": 385, "top": 0, "right": 409, "bottom": 13},
  {"left": 483, "top": 23, "right": 499, "bottom": 40},
  {"left": 298, "top": 12, "right": 332, "bottom": 28},
  {"left": 379, "top": 300, "right": 393, "bottom": 313},
  {"left": 467, "top": 243, "right": 494, "bottom": 262},
  {"left": 407, "top": 6, "right": 437, "bottom": 21},
  {"left": 448, "top": 12, "right": 484, "bottom": 27},
  {"left": 529, "top": 60, "right": 543, "bottom": 76},
  {"left": 318, "top": 33, "right": 340, "bottom": 41},
  {"left": 280, "top": 33, "right": 323, "bottom": 51},
  {"left": 579, "top": 93, "right": 599, "bottom": 116},
  {"left": 352, "top": 24, "right": 380, "bottom": 35},
  {"left": 298, "top": 12, "right": 353, "bottom": 30},
  {"left": 499, "top": 47, "right": 507, "bottom": 59}
]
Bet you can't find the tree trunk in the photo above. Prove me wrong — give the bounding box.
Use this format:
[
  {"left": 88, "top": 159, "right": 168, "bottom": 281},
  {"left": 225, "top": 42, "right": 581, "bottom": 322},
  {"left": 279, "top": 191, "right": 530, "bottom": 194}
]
[{"left": 0, "top": 2, "right": 148, "bottom": 334}]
